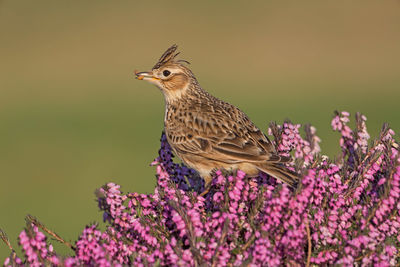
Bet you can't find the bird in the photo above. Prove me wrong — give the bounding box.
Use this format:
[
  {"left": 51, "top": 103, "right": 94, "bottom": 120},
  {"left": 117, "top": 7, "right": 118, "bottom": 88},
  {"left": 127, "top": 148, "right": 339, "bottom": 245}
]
[{"left": 135, "top": 44, "right": 299, "bottom": 189}]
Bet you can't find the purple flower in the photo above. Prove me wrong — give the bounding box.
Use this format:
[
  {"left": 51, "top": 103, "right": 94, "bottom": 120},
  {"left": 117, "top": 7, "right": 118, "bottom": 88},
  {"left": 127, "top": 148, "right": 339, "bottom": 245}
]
[{"left": 2, "top": 112, "right": 400, "bottom": 266}]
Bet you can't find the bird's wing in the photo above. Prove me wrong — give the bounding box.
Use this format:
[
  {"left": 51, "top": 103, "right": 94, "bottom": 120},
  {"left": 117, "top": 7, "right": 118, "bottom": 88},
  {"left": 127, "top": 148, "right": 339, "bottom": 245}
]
[{"left": 165, "top": 101, "right": 290, "bottom": 164}]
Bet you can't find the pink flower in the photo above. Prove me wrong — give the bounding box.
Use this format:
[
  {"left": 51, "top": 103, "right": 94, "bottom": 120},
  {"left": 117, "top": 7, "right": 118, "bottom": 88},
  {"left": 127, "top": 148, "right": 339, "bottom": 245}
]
[{"left": 3, "top": 112, "right": 400, "bottom": 266}]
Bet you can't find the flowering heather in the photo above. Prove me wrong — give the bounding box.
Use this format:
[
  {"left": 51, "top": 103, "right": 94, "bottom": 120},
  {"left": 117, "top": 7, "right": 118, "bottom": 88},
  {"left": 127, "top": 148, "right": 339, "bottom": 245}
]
[{"left": 2, "top": 111, "right": 400, "bottom": 266}]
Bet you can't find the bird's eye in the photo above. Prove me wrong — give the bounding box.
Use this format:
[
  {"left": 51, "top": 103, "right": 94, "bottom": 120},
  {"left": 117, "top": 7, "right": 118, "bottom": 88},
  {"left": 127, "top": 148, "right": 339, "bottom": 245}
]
[{"left": 163, "top": 70, "right": 171, "bottom": 77}]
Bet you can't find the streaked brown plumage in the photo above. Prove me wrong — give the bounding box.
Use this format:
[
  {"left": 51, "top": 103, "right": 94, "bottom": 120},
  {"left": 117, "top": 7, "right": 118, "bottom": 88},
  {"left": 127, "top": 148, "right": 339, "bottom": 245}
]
[{"left": 135, "top": 45, "right": 299, "bottom": 188}]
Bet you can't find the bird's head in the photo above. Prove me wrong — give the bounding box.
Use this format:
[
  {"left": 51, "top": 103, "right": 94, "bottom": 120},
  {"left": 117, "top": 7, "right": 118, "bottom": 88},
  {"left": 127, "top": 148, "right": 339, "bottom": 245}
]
[{"left": 135, "top": 44, "right": 196, "bottom": 103}]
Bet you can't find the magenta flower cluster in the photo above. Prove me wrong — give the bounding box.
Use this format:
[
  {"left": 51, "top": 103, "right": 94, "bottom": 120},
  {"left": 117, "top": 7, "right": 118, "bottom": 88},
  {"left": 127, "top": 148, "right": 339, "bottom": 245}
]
[{"left": 2, "top": 111, "right": 400, "bottom": 266}]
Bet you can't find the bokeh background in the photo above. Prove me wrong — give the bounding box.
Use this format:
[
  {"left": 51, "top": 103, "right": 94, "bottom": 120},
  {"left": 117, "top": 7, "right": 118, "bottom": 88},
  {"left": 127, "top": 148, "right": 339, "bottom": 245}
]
[{"left": 1, "top": 0, "right": 399, "bottom": 259}]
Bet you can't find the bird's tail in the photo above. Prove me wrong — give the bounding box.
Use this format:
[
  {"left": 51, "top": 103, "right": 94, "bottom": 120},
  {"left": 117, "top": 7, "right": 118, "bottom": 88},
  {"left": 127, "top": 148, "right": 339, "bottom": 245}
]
[{"left": 255, "top": 163, "right": 299, "bottom": 188}]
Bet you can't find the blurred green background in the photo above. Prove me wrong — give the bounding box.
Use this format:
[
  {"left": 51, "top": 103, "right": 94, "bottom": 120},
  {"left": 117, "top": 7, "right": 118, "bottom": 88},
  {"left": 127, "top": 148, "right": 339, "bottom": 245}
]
[{"left": 1, "top": 0, "right": 399, "bottom": 259}]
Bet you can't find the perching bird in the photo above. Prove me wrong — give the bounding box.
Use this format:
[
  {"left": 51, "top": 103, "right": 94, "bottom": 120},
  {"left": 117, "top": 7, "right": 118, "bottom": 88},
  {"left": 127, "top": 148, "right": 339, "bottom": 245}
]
[{"left": 135, "top": 45, "right": 299, "bottom": 188}]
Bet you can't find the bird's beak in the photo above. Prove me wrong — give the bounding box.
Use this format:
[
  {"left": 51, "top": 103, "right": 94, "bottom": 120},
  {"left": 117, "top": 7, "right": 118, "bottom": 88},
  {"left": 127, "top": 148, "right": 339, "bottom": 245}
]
[{"left": 134, "top": 70, "right": 160, "bottom": 81}]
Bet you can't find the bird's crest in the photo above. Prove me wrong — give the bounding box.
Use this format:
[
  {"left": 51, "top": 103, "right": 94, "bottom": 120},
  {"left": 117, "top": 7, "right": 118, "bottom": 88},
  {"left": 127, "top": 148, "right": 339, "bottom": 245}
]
[{"left": 152, "top": 44, "right": 190, "bottom": 70}]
